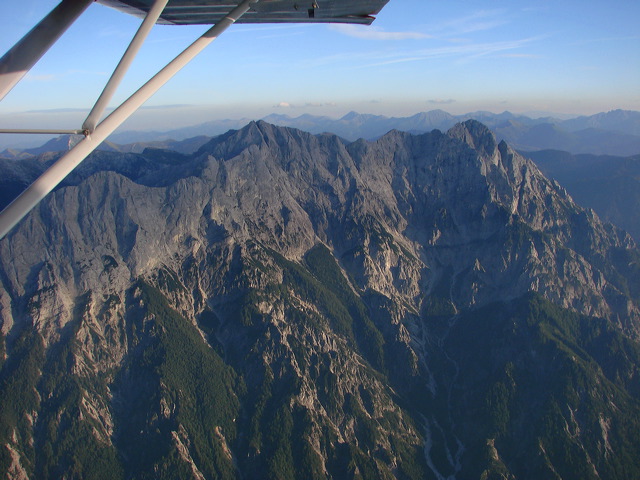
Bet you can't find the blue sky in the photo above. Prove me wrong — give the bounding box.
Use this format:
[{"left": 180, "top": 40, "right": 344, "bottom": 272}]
[{"left": 0, "top": 0, "right": 639, "bottom": 137}]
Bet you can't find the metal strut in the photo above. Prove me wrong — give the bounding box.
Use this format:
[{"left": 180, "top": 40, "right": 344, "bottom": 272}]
[
  {"left": 0, "top": 0, "right": 93, "bottom": 103},
  {"left": 0, "top": 0, "right": 258, "bottom": 240},
  {"left": 0, "top": 129, "right": 85, "bottom": 135},
  {"left": 83, "top": 0, "right": 170, "bottom": 133}
]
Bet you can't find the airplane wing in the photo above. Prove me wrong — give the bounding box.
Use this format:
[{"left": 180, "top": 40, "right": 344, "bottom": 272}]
[{"left": 97, "top": 0, "right": 390, "bottom": 25}]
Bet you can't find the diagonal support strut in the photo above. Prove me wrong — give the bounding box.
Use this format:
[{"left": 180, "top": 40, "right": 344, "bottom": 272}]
[
  {"left": 0, "top": 0, "right": 93, "bottom": 103},
  {"left": 82, "top": 0, "right": 170, "bottom": 133}
]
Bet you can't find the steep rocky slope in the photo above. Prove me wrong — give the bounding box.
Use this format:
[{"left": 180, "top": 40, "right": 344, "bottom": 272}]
[
  {"left": 1, "top": 120, "right": 639, "bottom": 479},
  {"left": 526, "top": 150, "right": 640, "bottom": 243}
]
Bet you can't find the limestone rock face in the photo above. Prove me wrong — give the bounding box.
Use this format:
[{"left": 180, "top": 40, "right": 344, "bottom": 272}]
[{"left": 1, "top": 121, "right": 639, "bottom": 480}]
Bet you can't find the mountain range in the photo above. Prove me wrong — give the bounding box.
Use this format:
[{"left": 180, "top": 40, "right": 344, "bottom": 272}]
[
  {"left": 2, "top": 109, "right": 640, "bottom": 158},
  {"left": 4, "top": 132, "right": 639, "bottom": 248},
  {"left": 1, "top": 120, "right": 639, "bottom": 479},
  {"left": 262, "top": 109, "right": 640, "bottom": 156}
]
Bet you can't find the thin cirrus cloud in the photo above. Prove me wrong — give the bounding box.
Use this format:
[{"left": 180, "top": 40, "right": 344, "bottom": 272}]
[
  {"left": 432, "top": 9, "right": 511, "bottom": 37},
  {"left": 356, "top": 36, "right": 543, "bottom": 68},
  {"left": 292, "top": 37, "right": 538, "bottom": 71},
  {"left": 330, "top": 24, "right": 431, "bottom": 41},
  {"left": 428, "top": 99, "right": 456, "bottom": 105},
  {"left": 275, "top": 101, "right": 336, "bottom": 108},
  {"left": 24, "top": 73, "right": 58, "bottom": 82}
]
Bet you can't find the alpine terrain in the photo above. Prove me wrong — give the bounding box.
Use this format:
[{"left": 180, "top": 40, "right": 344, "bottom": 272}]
[{"left": 1, "top": 120, "right": 639, "bottom": 480}]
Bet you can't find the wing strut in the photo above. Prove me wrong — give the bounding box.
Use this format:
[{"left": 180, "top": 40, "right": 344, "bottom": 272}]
[
  {"left": 0, "top": 0, "right": 93, "bottom": 103},
  {"left": 82, "top": 0, "right": 170, "bottom": 133},
  {"left": 0, "top": 0, "right": 258, "bottom": 240}
]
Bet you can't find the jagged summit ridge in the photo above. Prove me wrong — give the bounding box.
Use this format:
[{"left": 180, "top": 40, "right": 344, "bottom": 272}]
[{"left": 2, "top": 120, "right": 637, "bottom": 331}]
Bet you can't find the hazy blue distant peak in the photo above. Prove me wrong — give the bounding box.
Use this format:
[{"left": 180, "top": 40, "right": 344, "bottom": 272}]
[
  {"left": 2, "top": 109, "right": 639, "bottom": 157},
  {"left": 561, "top": 109, "right": 640, "bottom": 136}
]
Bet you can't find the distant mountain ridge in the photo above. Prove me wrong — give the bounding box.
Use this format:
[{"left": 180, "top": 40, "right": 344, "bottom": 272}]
[
  {"left": 2, "top": 109, "right": 639, "bottom": 159},
  {"left": 262, "top": 109, "right": 640, "bottom": 156}
]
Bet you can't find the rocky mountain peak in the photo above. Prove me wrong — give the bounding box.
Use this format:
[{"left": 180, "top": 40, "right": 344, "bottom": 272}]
[
  {"left": 447, "top": 119, "right": 498, "bottom": 158},
  {"left": 196, "top": 120, "right": 318, "bottom": 161}
]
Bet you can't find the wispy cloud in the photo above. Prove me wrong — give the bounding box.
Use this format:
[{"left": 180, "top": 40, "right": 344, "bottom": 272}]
[
  {"left": 24, "top": 73, "right": 57, "bottom": 82},
  {"left": 433, "top": 9, "right": 510, "bottom": 37},
  {"left": 355, "top": 36, "right": 545, "bottom": 68},
  {"left": 97, "top": 26, "right": 133, "bottom": 39},
  {"left": 274, "top": 101, "right": 336, "bottom": 109},
  {"left": 428, "top": 99, "right": 456, "bottom": 105},
  {"left": 330, "top": 24, "right": 431, "bottom": 41}
]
